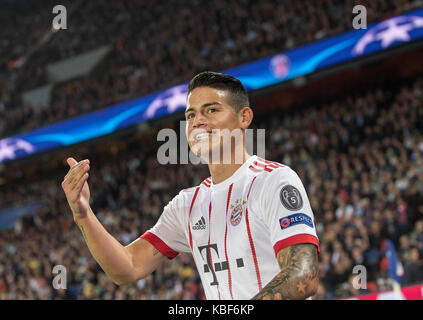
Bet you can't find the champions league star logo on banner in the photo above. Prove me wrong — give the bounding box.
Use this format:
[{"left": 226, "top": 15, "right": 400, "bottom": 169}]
[
  {"left": 269, "top": 54, "right": 291, "bottom": 79},
  {"left": 144, "top": 84, "right": 188, "bottom": 120},
  {"left": 0, "top": 138, "right": 35, "bottom": 163},
  {"left": 353, "top": 15, "right": 423, "bottom": 56}
]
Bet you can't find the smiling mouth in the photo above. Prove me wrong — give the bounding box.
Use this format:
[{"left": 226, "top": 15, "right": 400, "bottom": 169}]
[
  {"left": 194, "top": 132, "right": 212, "bottom": 141},
  {"left": 193, "top": 130, "right": 217, "bottom": 142}
]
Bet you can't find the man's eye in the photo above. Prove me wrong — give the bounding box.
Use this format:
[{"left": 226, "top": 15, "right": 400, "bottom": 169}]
[
  {"left": 186, "top": 113, "right": 194, "bottom": 119},
  {"left": 208, "top": 108, "right": 216, "bottom": 113}
]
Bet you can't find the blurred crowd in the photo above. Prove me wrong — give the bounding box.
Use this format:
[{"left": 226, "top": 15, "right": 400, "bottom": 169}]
[
  {"left": 1, "top": 74, "right": 423, "bottom": 299},
  {"left": 1, "top": 0, "right": 422, "bottom": 138}
]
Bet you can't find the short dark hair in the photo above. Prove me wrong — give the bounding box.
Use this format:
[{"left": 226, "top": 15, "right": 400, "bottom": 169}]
[{"left": 187, "top": 71, "right": 249, "bottom": 113}]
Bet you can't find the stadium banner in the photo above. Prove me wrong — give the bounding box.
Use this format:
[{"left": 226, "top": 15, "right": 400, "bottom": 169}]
[
  {"left": 0, "top": 201, "right": 45, "bottom": 230},
  {"left": 2, "top": 8, "right": 423, "bottom": 163},
  {"left": 342, "top": 283, "right": 423, "bottom": 300},
  {"left": 46, "top": 45, "right": 112, "bottom": 83}
]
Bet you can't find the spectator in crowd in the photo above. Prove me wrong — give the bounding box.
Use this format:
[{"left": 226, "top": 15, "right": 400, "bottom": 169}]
[{"left": 403, "top": 247, "right": 423, "bottom": 285}]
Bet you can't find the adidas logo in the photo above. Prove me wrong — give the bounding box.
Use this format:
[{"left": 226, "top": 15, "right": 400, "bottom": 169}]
[{"left": 192, "top": 216, "right": 206, "bottom": 230}]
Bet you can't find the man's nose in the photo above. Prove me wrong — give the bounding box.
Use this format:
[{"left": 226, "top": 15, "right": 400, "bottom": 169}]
[{"left": 192, "top": 112, "right": 207, "bottom": 128}]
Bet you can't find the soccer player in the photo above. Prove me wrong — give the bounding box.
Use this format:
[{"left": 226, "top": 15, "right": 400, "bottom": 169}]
[{"left": 61, "top": 71, "right": 319, "bottom": 300}]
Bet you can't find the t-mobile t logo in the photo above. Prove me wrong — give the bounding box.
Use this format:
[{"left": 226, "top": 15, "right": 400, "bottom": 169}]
[{"left": 198, "top": 244, "right": 244, "bottom": 286}]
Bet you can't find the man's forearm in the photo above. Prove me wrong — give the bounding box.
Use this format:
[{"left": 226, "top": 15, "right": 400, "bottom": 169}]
[
  {"left": 75, "top": 208, "right": 136, "bottom": 285},
  {"left": 252, "top": 244, "right": 319, "bottom": 300},
  {"left": 252, "top": 269, "right": 317, "bottom": 299}
]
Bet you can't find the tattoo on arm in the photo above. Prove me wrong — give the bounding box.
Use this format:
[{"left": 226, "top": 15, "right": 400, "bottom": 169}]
[
  {"left": 153, "top": 248, "right": 160, "bottom": 256},
  {"left": 252, "top": 243, "right": 319, "bottom": 300},
  {"left": 78, "top": 224, "right": 88, "bottom": 243}
]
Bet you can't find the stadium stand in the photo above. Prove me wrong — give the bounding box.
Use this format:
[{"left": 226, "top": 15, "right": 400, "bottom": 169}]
[
  {"left": 1, "top": 0, "right": 422, "bottom": 138},
  {"left": 1, "top": 73, "right": 422, "bottom": 299}
]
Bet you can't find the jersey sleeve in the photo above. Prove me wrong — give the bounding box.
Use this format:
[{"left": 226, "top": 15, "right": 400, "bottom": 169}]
[
  {"left": 140, "top": 191, "right": 191, "bottom": 259},
  {"left": 255, "top": 166, "right": 320, "bottom": 257}
]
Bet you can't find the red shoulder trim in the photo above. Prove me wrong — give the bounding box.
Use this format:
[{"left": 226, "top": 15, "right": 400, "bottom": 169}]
[
  {"left": 273, "top": 234, "right": 320, "bottom": 256},
  {"left": 140, "top": 232, "right": 179, "bottom": 259},
  {"left": 248, "top": 158, "right": 285, "bottom": 173},
  {"left": 201, "top": 176, "right": 212, "bottom": 188}
]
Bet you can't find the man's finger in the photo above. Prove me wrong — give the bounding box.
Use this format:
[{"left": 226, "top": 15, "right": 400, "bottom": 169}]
[
  {"left": 64, "top": 158, "right": 89, "bottom": 181},
  {"left": 69, "top": 164, "right": 90, "bottom": 190},
  {"left": 74, "top": 172, "right": 89, "bottom": 195},
  {"left": 67, "top": 157, "right": 89, "bottom": 168},
  {"left": 67, "top": 157, "right": 78, "bottom": 168}
]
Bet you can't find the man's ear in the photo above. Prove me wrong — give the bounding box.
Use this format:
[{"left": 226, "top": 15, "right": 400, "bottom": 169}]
[{"left": 239, "top": 107, "right": 253, "bottom": 129}]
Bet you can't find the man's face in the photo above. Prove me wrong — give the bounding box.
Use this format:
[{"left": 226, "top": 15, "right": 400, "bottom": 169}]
[{"left": 185, "top": 87, "right": 242, "bottom": 160}]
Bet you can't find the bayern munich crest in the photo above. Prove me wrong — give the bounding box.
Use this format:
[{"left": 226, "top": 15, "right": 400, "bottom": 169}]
[{"left": 230, "top": 199, "right": 246, "bottom": 226}]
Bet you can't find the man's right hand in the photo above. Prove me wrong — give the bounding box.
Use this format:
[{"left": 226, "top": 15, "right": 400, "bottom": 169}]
[
  {"left": 62, "top": 157, "right": 91, "bottom": 222},
  {"left": 60, "top": 157, "right": 167, "bottom": 285}
]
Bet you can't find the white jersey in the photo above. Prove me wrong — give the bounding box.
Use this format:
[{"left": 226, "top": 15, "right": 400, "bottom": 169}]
[{"left": 141, "top": 155, "right": 320, "bottom": 300}]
